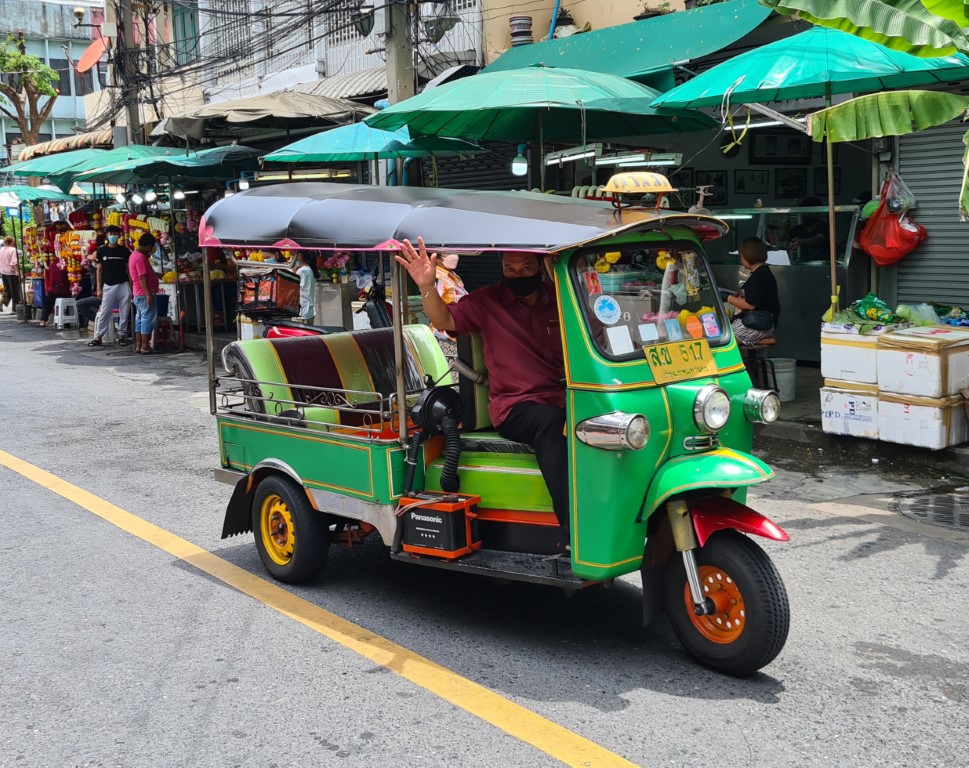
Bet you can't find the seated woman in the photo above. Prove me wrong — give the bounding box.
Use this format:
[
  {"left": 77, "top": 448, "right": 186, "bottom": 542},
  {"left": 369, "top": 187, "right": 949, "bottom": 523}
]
[{"left": 725, "top": 237, "right": 780, "bottom": 346}]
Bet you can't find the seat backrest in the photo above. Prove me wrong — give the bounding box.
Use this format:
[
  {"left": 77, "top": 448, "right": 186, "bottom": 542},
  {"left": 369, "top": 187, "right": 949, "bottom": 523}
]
[
  {"left": 456, "top": 331, "right": 492, "bottom": 430},
  {"left": 222, "top": 325, "right": 448, "bottom": 417}
]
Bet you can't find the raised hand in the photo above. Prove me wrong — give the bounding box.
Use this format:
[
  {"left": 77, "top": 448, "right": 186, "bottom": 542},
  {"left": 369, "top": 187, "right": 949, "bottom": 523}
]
[{"left": 395, "top": 237, "right": 438, "bottom": 292}]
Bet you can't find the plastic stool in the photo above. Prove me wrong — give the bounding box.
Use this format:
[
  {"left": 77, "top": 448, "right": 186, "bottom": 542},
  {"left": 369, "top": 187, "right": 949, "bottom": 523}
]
[
  {"left": 152, "top": 316, "right": 175, "bottom": 350},
  {"left": 53, "top": 298, "right": 79, "bottom": 329},
  {"left": 97, "top": 308, "right": 120, "bottom": 342},
  {"left": 741, "top": 339, "right": 779, "bottom": 391}
]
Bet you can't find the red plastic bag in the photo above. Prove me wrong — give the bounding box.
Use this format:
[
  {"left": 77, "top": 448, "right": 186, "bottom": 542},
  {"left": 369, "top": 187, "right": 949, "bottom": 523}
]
[{"left": 859, "top": 178, "right": 926, "bottom": 267}]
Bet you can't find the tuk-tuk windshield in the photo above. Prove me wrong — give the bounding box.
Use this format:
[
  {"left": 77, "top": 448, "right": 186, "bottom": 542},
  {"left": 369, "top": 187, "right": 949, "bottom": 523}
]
[{"left": 571, "top": 244, "right": 730, "bottom": 361}]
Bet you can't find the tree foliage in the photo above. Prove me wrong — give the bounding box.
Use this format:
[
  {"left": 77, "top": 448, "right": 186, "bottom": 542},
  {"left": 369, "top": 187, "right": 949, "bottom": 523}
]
[{"left": 0, "top": 33, "right": 60, "bottom": 147}]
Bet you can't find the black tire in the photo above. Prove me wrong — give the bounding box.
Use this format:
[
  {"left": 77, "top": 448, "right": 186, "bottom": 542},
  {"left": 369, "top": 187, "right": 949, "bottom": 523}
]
[
  {"left": 664, "top": 530, "right": 789, "bottom": 676},
  {"left": 252, "top": 475, "right": 330, "bottom": 584}
]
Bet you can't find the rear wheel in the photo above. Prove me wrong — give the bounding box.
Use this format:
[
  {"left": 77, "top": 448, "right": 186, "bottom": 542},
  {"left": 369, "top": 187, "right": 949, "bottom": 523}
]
[
  {"left": 252, "top": 475, "right": 329, "bottom": 584},
  {"left": 664, "top": 530, "right": 789, "bottom": 676}
]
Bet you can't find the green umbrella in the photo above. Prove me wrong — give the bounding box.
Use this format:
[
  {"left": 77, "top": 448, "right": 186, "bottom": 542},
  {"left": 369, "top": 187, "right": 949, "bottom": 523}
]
[
  {"left": 6, "top": 148, "right": 109, "bottom": 180},
  {"left": 365, "top": 65, "right": 715, "bottom": 142},
  {"left": 75, "top": 145, "right": 262, "bottom": 184},
  {"left": 263, "top": 122, "right": 482, "bottom": 163},
  {"left": 0, "top": 185, "right": 78, "bottom": 204},
  {"left": 759, "top": 0, "right": 969, "bottom": 57},
  {"left": 650, "top": 25, "right": 969, "bottom": 109}
]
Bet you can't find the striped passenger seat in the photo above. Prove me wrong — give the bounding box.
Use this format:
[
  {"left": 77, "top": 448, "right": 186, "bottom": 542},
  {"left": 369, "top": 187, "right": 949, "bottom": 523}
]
[{"left": 221, "top": 326, "right": 449, "bottom": 430}]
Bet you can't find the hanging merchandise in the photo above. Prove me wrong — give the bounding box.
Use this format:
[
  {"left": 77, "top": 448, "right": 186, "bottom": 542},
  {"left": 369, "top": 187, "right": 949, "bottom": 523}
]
[{"left": 858, "top": 172, "right": 926, "bottom": 267}]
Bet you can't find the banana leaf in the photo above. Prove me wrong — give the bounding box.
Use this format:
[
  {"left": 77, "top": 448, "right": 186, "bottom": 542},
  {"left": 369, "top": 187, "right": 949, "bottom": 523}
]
[
  {"left": 760, "top": 0, "right": 969, "bottom": 56},
  {"left": 807, "top": 89, "right": 969, "bottom": 141}
]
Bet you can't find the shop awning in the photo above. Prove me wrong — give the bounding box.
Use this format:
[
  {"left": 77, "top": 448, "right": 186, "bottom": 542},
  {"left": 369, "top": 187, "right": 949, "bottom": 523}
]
[
  {"left": 483, "top": 0, "right": 773, "bottom": 91},
  {"left": 18, "top": 128, "right": 113, "bottom": 161}
]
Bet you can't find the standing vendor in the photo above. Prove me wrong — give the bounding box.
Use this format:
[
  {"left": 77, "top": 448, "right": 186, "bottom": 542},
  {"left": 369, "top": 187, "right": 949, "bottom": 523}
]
[
  {"left": 295, "top": 251, "right": 319, "bottom": 324},
  {"left": 86, "top": 225, "right": 132, "bottom": 347}
]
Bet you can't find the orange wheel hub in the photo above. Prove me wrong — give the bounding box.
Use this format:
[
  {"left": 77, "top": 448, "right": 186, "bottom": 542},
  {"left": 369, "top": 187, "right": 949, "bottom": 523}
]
[{"left": 684, "top": 565, "right": 745, "bottom": 644}]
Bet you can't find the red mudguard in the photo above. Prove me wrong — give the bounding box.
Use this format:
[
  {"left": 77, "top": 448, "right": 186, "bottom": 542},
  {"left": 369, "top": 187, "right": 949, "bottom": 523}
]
[{"left": 689, "top": 496, "right": 789, "bottom": 547}]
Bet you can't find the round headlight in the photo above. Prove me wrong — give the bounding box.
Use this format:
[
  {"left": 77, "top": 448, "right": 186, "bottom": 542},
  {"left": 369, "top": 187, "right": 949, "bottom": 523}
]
[
  {"left": 743, "top": 389, "right": 781, "bottom": 424},
  {"left": 623, "top": 414, "right": 650, "bottom": 450},
  {"left": 694, "top": 385, "right": 731, "bottom": 434}
]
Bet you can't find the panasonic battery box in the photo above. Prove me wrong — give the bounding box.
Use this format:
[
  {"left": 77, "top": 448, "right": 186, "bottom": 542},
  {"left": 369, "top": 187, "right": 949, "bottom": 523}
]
[{"left": 400, "top": 491, "right": 482, "bottom": 559}]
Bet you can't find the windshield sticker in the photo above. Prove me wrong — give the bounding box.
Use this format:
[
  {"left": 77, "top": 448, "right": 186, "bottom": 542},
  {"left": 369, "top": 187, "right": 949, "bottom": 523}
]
[
  {"left": 700, "top": 312, "right": 720, "bottom": 338},
  {"left": 605, "top": 325, "right": 635, "bottom": 356},
  {"left": 683, "top": 252, "right": 700, "bottom": 299},
  {"left": 583, "top": 270, "right": 602, "bottom": 296},
  {"left": 664, "top": 318, "right": 684, "bottom": 341},
  {"left": 593, "top": 295, "right": 622, "bottom": 325},
  {"left": 639, "top": 323, "right": 660, "bottom": 343}
]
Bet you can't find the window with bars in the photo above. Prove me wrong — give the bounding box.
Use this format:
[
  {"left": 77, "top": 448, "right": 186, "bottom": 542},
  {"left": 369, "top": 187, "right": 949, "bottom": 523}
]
[
  {"left": 173, "top": 0, "right": 200, "bottom": 66},
  {"left": 210, "top": 0, "right": 253, "bottom": 76},
  {"left": 324, "top": 4, "right": 358, "bottom": 46}
]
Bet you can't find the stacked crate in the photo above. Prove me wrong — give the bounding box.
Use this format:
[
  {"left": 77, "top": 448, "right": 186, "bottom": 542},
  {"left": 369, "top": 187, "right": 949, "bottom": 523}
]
[{"left": 820, "top": 325, "right": 969, "bottom": 449}]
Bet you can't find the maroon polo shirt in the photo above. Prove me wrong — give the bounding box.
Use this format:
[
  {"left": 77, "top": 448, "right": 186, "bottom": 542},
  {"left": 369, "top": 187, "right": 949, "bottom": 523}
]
[{"left": 448, "top": 281, "right": 565, "bottom": 426}]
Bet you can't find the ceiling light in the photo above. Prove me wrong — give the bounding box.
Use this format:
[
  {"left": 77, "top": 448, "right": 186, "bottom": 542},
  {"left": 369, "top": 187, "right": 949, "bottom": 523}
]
[
  {"left": 544, "top": 144, "right": 602, "bottom": 166},
  {"left": 144, "top": 188, "right": 157, "bottom": 202},
  {"left": 114, "top": 192, "right": 126, "bottom": 204},
  {"left": 131, "top": 192, "right": 144, "bottom": 205},
  {"left": 511, "top": 144, "right": 528, "bottom": 176},
  {"left": 238, "top": 178, "right": 250, "bottom": 190},
  {"left": 173, "top": 189, "right": 186, "bottom": 200}
]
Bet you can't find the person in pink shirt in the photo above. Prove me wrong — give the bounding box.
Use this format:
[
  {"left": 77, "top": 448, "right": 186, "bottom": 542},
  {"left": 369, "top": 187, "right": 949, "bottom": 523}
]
[
  {"left": 0, "top": 236, "right": 19, "bottom": 313},
  {"left": 128, "top": 232, "right": 160, "bottom": 354}
]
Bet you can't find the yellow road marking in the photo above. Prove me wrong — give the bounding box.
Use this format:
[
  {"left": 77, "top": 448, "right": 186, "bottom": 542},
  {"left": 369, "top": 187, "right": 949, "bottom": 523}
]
[{"left": 0, "top": 449, "right": 638, "bottom": 768}]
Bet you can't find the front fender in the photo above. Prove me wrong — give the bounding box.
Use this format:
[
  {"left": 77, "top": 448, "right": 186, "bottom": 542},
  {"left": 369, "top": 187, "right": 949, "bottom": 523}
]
[
  {"left": 642, "top": 448, "right": 774, "bottom": 518},
  {"left": 690, "top": 495, "right": 789, "bottom": 547}
]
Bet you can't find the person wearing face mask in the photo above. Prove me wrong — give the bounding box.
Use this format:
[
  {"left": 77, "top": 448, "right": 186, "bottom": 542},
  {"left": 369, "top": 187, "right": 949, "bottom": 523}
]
[
  {"left": 85, "top": 225, "right": 132, "bottom": 346},
  {"left": 397, "top": 238, "right": 569, "bottom": 551}
]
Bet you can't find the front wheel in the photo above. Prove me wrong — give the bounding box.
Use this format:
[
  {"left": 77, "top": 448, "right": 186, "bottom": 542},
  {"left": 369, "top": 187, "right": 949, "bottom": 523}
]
[
  {"left": 664, "top": 530, "right": 789, "bottom": 676},
  {"left": 252, "top": 475, "right": 330, "bottom": 584}
]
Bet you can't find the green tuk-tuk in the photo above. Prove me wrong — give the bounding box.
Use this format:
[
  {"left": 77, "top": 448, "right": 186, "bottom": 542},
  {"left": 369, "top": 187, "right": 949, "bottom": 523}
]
[{"left": 200, "top": 180, "right": 789, "bottom": 676}]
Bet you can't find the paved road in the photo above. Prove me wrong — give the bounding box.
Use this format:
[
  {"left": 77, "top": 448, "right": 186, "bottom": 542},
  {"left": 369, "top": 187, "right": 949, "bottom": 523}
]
[{"left": 1, "top": 316, "right": 966, "bottom": 767}]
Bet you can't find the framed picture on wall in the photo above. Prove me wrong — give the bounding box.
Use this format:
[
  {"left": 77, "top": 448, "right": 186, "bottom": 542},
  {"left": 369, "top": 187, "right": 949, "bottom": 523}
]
[
  {"left": 749, "top": 132, "right": 814, "bottom": 164},
  {"left": 696, "top": 169, "right": 728, "bottom": 206},
  {"left": 814, "top": 166, "right": 842, "bottom": 196},
  {"left": 734, "top": 169, "right": 769, "bottom": 195},
  {"left": 775, "top": 167, "right": 808, "bottom": 200},
  {"left": 669, "top": 167, "right": 695, "bottom": 208}
]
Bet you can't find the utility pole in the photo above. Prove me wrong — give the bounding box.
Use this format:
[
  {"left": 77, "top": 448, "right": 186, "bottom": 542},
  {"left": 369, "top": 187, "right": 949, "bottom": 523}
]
[
  {"left": 118, "top": 0, "right": 142, "bottom": 144},
  {"left": 385, "top": 0, "right": 415, "bottom": 106}
]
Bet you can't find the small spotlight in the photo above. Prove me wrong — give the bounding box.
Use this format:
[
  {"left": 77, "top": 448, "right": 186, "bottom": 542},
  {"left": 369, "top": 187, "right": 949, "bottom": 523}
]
[
  {"left": 114, "top": 192, "right": 126, "bottom": 204},
  {"left": 144, "top": 189, "right": 157, "bottom": 202},
  {"left": 131, "top": 193, "right": 144, "bottom": 205},
  {"left": 173, "top": 189, "right": 185, "bottom": 201},
  {"left": 238, "top": 178, "right": 250, "bottom": 190}
]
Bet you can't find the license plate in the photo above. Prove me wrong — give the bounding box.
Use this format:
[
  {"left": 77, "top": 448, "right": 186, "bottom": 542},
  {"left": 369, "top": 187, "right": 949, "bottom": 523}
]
[{"left": 645, "top": 339, "right": 717, "bottom": 384}]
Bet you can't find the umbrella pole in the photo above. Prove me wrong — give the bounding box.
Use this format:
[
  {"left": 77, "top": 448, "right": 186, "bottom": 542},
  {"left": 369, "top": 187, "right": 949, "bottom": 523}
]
[
  {"left": 539, "top": 114, "right": 545, "bottom": 191},
  {"left": 17, "top": 202, "right": 27, "bottom": 321},
  {"left": 824, "top": 83, "right": 839, "bottom": 320}
]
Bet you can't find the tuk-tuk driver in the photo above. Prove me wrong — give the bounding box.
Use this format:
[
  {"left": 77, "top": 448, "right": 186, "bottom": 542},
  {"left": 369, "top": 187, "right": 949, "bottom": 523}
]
[{"left": 397, "top": 238, "right": 569, "bottom": 550}]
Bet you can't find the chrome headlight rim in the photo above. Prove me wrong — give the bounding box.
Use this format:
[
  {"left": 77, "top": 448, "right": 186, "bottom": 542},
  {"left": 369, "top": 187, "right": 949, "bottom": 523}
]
[
  {"left": 743, "top": 388, "right": 781, "bottom": 424},
  {"left": 576, "top": 411, "right": 650, "bottom": 451},
  {"left": 693, "top": 384, "right": 731, "bottom": 434}
]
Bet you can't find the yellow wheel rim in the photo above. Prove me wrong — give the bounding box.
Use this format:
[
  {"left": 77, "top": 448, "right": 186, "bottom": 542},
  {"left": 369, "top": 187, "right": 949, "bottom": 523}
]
[
  {"left": 259, "top": 493, "right": 295, "bottom": 566},
  {"left": 684, "top": 565, "right": 746, "bottom": 644}
]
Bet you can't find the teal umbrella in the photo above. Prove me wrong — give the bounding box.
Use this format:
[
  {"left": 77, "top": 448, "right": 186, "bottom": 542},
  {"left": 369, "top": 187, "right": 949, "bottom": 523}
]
[
  {"left": 365, "top": 65, "right": 716, "bottom": 142},
  {"left": 263, "top": 123, "right": 482, "bottom": 163},
  {"left": 0, "top": 185, "right": 78, "bottom": 204},
  {"left": 650, "top": 25, "right": 969, "bottom": 108}
]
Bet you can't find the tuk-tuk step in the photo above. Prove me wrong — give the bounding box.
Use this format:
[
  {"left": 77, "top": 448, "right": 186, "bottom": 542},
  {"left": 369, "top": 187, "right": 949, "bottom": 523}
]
[{"left": 390, "top": 548, "right": 588, "bottom": 588}]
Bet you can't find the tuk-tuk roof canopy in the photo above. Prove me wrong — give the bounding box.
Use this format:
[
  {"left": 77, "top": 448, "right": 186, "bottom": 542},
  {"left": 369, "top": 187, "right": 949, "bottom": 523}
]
[{"left": 198, "top": 183, "right": 727, "bottom": 252}]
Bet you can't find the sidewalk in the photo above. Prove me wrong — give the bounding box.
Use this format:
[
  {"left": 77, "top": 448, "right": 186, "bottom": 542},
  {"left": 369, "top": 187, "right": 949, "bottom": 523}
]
[{"left": 757, "top": 362, "right": 969, "bottom": 477}]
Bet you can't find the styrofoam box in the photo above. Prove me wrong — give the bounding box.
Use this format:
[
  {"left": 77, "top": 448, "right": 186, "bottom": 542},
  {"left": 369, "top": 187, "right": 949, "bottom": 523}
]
[
  {"left": 877, "top": 393, "right": 969, "bottom": 450},
  {"left": 877, "top": 326, "right": 969, "bottom": 398},
  {"left": 820, "top": 322, "right": 907, "bottom": 336},
  {"left": 820, "top": 386, "right": 880, "bottom": 439},
  {"left": 821, "top": 332, "right": 879, "bottom": 384}
]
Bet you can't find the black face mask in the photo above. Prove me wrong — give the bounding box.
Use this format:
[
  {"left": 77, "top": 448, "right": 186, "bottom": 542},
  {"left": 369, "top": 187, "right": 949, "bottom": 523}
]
[{"left": 502, "top": 272, "right": 544, "bottom": 297}]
